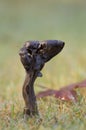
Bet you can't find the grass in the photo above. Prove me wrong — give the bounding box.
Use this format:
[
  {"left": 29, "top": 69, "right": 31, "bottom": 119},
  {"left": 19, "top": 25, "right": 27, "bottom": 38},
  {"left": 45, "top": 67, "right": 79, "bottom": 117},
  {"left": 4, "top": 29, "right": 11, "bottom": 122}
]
[
  {"left": 0, "top": 95, "right": 86, "bottom": 130},
  {"left": 0, "top": 0, "right": 86, "bottom": 130}
]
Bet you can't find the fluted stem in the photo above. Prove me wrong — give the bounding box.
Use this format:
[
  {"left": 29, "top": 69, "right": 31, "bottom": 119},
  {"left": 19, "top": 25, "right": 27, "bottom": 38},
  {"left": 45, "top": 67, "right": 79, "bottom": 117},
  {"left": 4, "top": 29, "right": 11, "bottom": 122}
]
[{"left": 22, "top": 71, "right": 38, "bottom": 116}]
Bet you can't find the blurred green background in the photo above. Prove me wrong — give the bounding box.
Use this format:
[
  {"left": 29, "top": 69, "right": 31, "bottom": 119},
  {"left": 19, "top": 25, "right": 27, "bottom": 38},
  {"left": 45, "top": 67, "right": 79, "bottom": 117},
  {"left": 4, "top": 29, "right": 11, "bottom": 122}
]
[
  {"left": 0, "top": 0, "right": 86, "bottom": 99},
  {"left": 0, "top": 1, "right": 86, "bottom": 129}
]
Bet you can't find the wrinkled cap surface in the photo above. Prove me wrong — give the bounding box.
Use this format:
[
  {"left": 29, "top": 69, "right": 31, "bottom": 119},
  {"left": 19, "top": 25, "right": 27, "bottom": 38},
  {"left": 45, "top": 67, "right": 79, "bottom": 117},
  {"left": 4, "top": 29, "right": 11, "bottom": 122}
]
[
  {"left": 19, "top": 40, "right": 65, "bottom": 72},
  {"left": 23, "top": 40, "right": 65, "bottom": 62}
]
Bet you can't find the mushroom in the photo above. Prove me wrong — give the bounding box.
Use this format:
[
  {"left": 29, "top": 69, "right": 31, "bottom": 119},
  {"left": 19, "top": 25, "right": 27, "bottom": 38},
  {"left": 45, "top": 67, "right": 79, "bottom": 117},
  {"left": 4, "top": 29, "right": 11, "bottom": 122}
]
[{"left": 19, "top": 40, "right": 65, "bottom": 117}]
